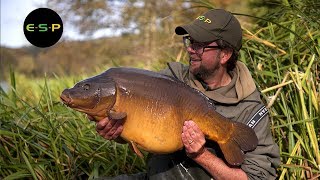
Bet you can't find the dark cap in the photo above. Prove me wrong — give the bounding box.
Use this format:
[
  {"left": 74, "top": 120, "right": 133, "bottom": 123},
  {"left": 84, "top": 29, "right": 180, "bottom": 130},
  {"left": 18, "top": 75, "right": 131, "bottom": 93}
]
[{"left": 175, "top": 9, "right": 242, "bottom": 51}]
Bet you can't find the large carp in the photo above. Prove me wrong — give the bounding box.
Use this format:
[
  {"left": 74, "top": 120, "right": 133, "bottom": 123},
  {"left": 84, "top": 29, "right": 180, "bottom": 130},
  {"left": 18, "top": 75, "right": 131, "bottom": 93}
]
[{"left": 60, "top": 67, "right": 258, "bottom": 166}]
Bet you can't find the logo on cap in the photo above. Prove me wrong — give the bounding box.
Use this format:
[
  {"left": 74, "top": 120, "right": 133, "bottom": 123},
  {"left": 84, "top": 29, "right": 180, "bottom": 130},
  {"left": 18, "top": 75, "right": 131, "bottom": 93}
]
[{"left": 196, "top": 16, "right": 211, "bottom": 24}]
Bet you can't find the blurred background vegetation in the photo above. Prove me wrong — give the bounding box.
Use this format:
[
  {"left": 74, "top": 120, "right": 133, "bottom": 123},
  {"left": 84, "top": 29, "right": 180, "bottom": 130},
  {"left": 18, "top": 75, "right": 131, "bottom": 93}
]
[
  {"left": 0, "top": 0, "right": 255, "bottom": 78},
  {"left": 1, "top": 0, "right": 319, "bottom": 179}
]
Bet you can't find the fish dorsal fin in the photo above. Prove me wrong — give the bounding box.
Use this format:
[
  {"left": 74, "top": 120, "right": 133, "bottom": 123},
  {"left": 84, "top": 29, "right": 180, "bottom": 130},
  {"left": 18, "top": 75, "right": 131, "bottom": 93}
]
[
  {"left": 108, "top": 111, "right": 127, "bottom": 120},
  {"left": 130, "top": 141, "right": 143, "bottom": 157}
]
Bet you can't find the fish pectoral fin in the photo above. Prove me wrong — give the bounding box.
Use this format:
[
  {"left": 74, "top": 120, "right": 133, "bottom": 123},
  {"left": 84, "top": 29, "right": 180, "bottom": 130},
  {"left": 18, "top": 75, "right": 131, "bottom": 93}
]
[
  {"left": 129, "top": 141, "right": 143, "bottom": 158},
  {"left": 108, "top": 111, "right": 127, "bottom": 120}
]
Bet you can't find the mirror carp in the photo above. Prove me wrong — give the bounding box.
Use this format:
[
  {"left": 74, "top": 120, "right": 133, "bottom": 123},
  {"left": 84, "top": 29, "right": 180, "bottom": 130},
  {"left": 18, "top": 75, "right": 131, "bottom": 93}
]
[{"left": 60, "top": 67, "right": 258, "bottom": 166}]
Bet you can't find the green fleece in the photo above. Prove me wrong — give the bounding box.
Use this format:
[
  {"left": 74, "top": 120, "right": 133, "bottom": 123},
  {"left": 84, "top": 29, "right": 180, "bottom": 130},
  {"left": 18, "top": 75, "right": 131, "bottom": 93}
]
[{"left": 156, "top": 61, "right": 281, "bottom": 180}]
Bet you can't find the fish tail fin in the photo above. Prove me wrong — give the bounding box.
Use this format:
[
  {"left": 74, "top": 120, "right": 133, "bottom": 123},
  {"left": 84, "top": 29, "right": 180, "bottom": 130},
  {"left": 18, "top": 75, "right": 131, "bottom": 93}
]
[{"left": 218, "top": 122, "right": 258, "bottom": 166}]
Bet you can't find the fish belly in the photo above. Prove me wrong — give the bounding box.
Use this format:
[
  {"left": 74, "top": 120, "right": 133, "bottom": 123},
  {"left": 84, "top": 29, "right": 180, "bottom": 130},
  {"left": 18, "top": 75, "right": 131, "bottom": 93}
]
[{"left": 114, "top": 92, "right": 186, "bottom": 153}]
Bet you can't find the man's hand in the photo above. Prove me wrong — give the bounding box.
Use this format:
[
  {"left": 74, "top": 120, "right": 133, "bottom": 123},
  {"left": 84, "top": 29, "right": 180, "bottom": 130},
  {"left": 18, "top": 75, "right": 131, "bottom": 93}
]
[
  {"left": 181, "top": 120, "right": 248, "bottom": 179},
  {"left": 87, "top": 115, "right": 124, "bottom": 140},
  {"left": 181, "top": 120, "right": 206, "bottom": 158}
]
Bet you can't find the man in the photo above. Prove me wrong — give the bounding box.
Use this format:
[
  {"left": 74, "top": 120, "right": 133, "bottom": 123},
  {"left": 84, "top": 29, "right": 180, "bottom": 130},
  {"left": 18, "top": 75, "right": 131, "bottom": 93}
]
[{"left": 91, "top": 9, "right": 280, "bottom": 179}]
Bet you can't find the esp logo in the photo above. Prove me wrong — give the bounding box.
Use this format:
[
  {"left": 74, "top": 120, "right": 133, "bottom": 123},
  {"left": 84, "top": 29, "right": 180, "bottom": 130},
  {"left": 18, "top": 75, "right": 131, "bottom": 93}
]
[
  {"left": 23, "top": 8, "right": 63, "bottom": 48},
  {"left": 196, "top": 16, "right": 212, "bottom": 24},
  {"left": 26, "top": 24, "right": 61, "bottom": 32}
]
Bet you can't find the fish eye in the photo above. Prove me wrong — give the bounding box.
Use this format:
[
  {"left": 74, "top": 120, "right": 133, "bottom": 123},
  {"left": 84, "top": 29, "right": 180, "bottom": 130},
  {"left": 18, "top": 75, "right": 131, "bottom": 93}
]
[{"left": 83, "top": 84, "right": 90, "bottom": 91}]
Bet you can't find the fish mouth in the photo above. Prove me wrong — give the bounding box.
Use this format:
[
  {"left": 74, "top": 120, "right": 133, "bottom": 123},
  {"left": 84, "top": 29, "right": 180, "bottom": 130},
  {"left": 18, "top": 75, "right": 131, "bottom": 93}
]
[
  {"left": 60, "top": 95, "right": 91, "bottom": 113},
  {"left": 60, "top": 94, "right": 72, "bottom": 105},
  {"left": 60, "top": 89, "right": 101, "bottom": 112}
]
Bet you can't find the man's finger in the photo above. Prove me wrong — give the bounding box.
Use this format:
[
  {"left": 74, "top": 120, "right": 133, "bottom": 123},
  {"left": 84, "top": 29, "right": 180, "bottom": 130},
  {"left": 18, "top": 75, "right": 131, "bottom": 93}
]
[
  {"left": 111, "top": 126, "right": 124, "bottom": 139},
  {"left": 183, "top": 125, "right": 193, "bottom": 143},
  {"left": 185, "top": 121, "right": 194, "bottom": 131},
  {"left": 104, "top": 118, "right": 117, "bottom": 132},
  {"left": 99, "top": 130, "right": 106, "bottom": 138},
  {"left": 187, "top": 121, "right": 204, "bottom": 140},
  {"left": 103, "top": 133, "right": 112, "bottom": 140},
  {"left": 87, "top": 114, "right": 95, "bottom": 121},
  {"left": 106, "top": 119, "right": 124, "bottom": 137},
  {"left": 96, "top": 118, "right": 109, "bottom": 130},
  {"left": 189, "top": 121, "right": 201, "bottom": 134},
  {"left": 181, "top": 132, "right": 190, "bottom": 148}
]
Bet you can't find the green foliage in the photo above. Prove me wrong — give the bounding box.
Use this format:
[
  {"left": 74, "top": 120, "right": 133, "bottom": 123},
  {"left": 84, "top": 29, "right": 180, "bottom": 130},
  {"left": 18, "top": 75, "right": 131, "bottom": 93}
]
[
  {"left": 241, "top": 1, "right": 320, "bottom": 179},
  {"left": 1, "top": 0, "right": 320, "bottom": 179},
  {"left": 0, "top": 72, "right": 146, "bottom": 179}
]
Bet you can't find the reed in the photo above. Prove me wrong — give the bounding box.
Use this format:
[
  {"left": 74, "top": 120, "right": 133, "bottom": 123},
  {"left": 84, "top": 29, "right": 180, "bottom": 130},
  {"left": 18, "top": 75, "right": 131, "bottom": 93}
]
[
  {"left": 1, "top": 0, "right": 319, "bottom": 179},
  {"left": 0, "top": 72, "right": 146, "bottom": 179},
  {"left": 238, "top": 1, "right": 320, "bottom": 178}
]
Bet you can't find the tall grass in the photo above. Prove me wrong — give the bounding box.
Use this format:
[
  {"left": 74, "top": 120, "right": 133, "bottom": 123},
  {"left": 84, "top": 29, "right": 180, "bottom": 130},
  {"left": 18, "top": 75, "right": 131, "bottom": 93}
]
[
  {"left": 1, "top": 1, "right": 320, "bottom": 179},
  {"left": 0, "top": 73, "right": 146, "bottom": 179},
  {"left": 239, "top": 1, "right": 320, "bottom": 179}
]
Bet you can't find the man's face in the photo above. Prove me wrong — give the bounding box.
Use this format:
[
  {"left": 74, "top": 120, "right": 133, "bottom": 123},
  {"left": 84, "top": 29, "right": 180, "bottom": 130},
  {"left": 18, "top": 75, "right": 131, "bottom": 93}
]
[{"left": 186, "top": 39, "right": 222, "bottom": 79}]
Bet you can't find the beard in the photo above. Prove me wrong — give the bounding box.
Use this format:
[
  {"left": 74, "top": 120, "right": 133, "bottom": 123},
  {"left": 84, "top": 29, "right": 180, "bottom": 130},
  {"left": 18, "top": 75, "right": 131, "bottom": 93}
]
[
  {"left": 189, "top": 58, "right": 221, "bottom": 80},
  {"left": 195, "top": 64, "right": 220, "bottom": 80}
]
